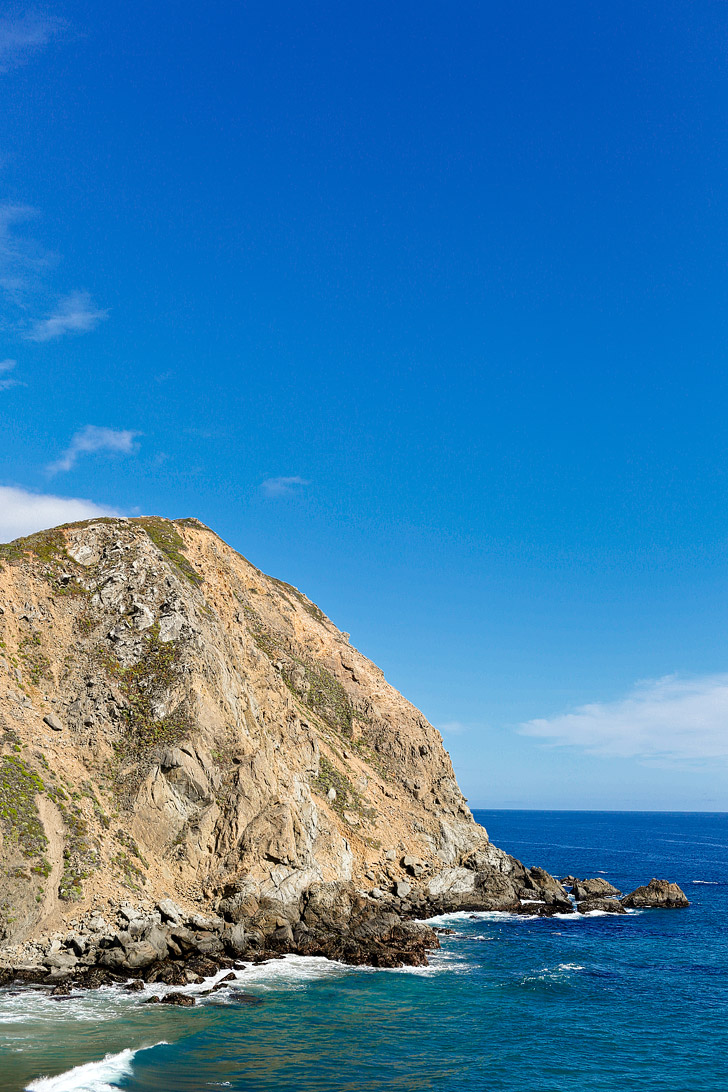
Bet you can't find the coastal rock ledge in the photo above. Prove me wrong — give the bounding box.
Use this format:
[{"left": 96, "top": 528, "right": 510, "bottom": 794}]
[{"left": 0, "top": 517, "right": 689, "bottom": 986}]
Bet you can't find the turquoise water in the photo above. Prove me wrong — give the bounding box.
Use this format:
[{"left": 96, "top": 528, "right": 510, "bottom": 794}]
[{"left": 2, "top": 810, "right": 726, "bottom": 1092}]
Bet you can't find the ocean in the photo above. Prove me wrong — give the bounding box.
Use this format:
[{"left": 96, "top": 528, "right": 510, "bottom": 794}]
[{"left": 1, "top": 809, "right": 726, "bottom": 1092}]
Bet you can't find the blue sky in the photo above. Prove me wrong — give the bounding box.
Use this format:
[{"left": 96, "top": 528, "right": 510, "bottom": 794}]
[{"left": 2, "top": 2, "right": 728, "bottom": 809}]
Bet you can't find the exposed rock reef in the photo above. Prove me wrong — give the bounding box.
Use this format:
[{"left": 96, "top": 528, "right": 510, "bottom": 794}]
[
  {"left": 0, "top": 517, "right": 689, "bottom": 987},
  {"left": 621, "top": 879, "right": 690, "bottom": 909}
]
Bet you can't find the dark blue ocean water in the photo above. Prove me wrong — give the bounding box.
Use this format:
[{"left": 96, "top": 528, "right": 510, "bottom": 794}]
[{"left": 2, "top": 810, "right": 726, "bottom": 1092}]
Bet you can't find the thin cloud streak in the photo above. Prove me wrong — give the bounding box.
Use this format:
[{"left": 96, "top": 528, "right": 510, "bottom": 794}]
[
  {"left": 437, "top": 721, "right": 470, "bottom": 735},
  {"left": 0, "top": 203, "right": 51, "bottom": 303},
  {"left": 26, "top": 291, "right": 108, "bottom": 342},
  {"left": 0, "top": 11, "right": 65, "bottom": 72},
  {"left": 520, "top": 673, "right": 728, "bottom": 766},
  {"left": 0, "top": 358, "right": 21, "bottom": 389},
  {"left": 0, "top": 485, "right": 118, "bottom": 542},
  {"left": 48, "top": 425, "right": 140, "bottom": 474},
  {"left": 260, "top": 475, "right": 310, "bottom": 498}
]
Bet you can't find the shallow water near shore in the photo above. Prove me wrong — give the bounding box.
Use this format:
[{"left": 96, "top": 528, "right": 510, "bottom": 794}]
[{"left": 2, "top": 810, "right": 726, "bottom": 1092}]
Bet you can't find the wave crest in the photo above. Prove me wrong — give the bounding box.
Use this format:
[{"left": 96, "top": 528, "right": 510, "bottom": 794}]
[{"left": 25, "top": 1042, "right": 167, "bottom": 1092}]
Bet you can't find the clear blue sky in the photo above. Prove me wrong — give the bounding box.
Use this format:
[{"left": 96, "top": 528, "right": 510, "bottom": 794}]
[{"left": 2, "top": 2, "right": 728, "bottom": 809}]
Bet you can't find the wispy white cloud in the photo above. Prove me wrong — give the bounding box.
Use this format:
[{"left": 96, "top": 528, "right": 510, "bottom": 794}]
[
  {"left": 520, "top": 674, "right": 728, "bottom": 766},
  {"left": 0, "top": 485, "right": 118, "bottom": 542},
  {"left": 260, "top": 475, "right": 310, "bottom": 498},
  {"left": 437, "top": 721, "right": 470, "bottom": 736},
  {"left": 0, "top": 203, "right": 51, "bottom": 304},
  {"left": 48, "top": 425, "right": 140, "bottom": 474},
  {"left": 26, "top": 290, "right": 108, "bottom": 342},
  {"left": 0, "top": 357, "right": 22, "bottom": 389},
  {"left": 0, "top": 11, "right": 66, "bottom": 73}
]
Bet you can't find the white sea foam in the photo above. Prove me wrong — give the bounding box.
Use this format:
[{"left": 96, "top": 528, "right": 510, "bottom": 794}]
[
  {"left": 691, "top": 880, "right": 718, "bottom": 885},
  {"left": 25, "top": 1042, "right": 167, "bottom": 1092},
  {"left": 424, "top": 909, "right": 530, "bottom": 925},
  {"left": 0, "top": 988, "right": 126, "bottom": 1026},
  {"left": 521, "top": 963, "right": 584, "bottom": 986},
  {"left": 381, "top": 947, "right": 472, "bottom": 977},
  {"left": 168, "top": 954, "right": 359, "bottom": 1006}
]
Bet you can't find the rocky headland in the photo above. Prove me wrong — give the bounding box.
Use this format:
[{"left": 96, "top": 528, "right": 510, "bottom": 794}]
[{"left": 0, "top": 517, "right": 688, "bottom": 992}]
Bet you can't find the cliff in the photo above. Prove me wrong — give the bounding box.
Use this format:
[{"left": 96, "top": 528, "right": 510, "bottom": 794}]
[{"left": 0, "top": 516, "right": 600, "bottom": 979}]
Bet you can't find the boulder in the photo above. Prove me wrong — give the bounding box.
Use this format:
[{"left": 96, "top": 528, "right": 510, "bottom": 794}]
[
  {"left": 161, "top": 991, "right": 196, "bottom": 1006},
  {"left": 525, "top": 867, "right": 570, "bottom": 906},
  {"left": 190, "top": 913, "right": 224, "bottom": 932},
  {"left": 621, "top": 879, "right": 689, "bottom": 909},
  {"left": 222, "top": 923, "right": 247, "bottom": 957},
  {"left": 271, "top": 922, "right": 294, "bottom": 945},
  {"left": 119, "top": 905, "right": 142, "bottom": 924},
  {"left": 44, "top": 952, "right": 78, "bottom": 973},
  {"left": 43, "top": 713, "right": 63, "bottom": 732},
  {"left": 145, "top": 924, "right": 171, "bottom": 960},
  {"left": 157, "top": 899, "right": 184, "bottom": 924},
  {"left": 99, "top": 940, "right": 159, "bottom": 971},
  {"left": 403, "top": 857, "right": 425, "bottom": 878},
  {"left": 189, "top": 930, "right": 224, "bottom": 958},
  {"left": 571, "top": 877, "right": 621, "bottom": 900},
  {"left": 577, "top": 897, "right": 626, "bottom": 914},
  {"left": 66, "top": 935, "right": 86, "bottom": 957},
  {"left": 168, "top": 926, "right": 197, "bottom": 954},
  {"left": 86, "top": 915, "right": 109, "bottom": 933}
]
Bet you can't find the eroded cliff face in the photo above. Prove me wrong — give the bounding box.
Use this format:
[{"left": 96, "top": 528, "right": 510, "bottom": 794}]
[{"left": 0, "top": 515, "right": 517, "bottom": 951}]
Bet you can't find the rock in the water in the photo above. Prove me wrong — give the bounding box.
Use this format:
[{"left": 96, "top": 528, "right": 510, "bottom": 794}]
[
  {"left": 571, "top": 877, "right": 621, "bottom": 900},
  {"left": 621, "top": 879, "right": 689, "bottom": 909},
  {"left": 161, "top": 991, "right": 196, "bottom": 1006},
  {"left": 526, "top": 867, "right": 570, "bottom": 906},
  {"left": 577, "top": 897, "right": 626, "bottom": 914}
]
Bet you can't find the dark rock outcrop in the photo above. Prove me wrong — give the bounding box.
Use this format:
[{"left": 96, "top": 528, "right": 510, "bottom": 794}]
[
  {"left": 577, "top": 897, "right": 626, "bottom": 915},
  {"left": 571, "top": 877, "right": 621, "bottom": 900},
  {"left": 621, "top": 879, "right": 689, "bottom": 909}
]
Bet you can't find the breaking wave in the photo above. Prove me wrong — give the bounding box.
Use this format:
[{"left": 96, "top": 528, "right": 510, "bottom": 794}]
[{"left": 25, "top": 1042, "right": 167, "bottom": 1092}]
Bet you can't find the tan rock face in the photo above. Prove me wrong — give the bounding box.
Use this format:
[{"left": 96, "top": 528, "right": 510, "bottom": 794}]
[{"left": 0, "top": 516, "right": 492, "bottom": 944}]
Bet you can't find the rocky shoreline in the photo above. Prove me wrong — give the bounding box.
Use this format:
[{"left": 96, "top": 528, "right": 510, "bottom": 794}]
[
  {"left": 0, "top": 518, "right": 690, "bottom": 1004},
  {"left": 0, "top": 872, "right": 689, "bottom": 997}
]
